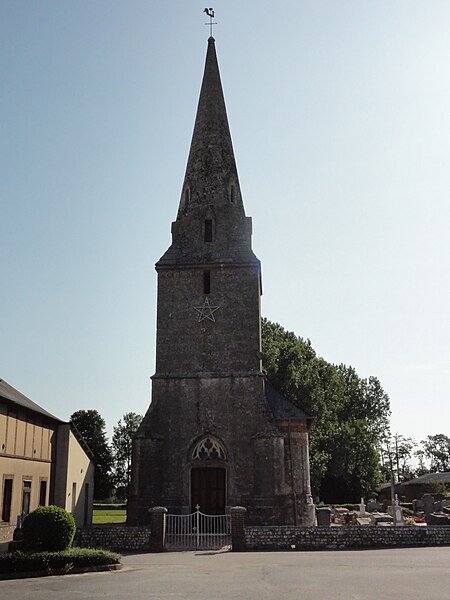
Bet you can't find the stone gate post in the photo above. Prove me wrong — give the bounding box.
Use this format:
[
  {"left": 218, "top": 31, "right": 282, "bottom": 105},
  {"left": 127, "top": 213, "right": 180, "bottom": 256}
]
[
  {"left": 230, "top": 506, "right": 247, "bottom": 552},
  {"left": 149, "top": 506, "right": 168, "bottom": 552}
]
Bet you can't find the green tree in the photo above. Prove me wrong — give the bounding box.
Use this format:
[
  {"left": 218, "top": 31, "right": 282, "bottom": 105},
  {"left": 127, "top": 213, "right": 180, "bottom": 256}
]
[
  {"left": 70, "top": 409, "right": 113, "bottom": 499},
  {"left": 380, "top": 433, "right": 416, "bottom": 482},
  {"left": 421, "top": 434, "right": 450, "bottom": 472},
  {"left": 261, "top": 318, "right": 390, "bottom": 502},
  {"left": 414, "top": 448, "right": 429, "bottom": 476},
  {"left": 112, "top": 412, "right": 142, "bottom": 500}
]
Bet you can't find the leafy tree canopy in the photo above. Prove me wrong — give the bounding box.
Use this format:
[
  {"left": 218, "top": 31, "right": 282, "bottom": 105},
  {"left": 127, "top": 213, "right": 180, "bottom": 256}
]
[
  {"left": 421, "top": 434, "right": 450, "bottom": 472},
  {"left": 70, "top": 409, "right": 113, "bottom": 499},
  {"left": 261, "top": 318, "right": 391, "bottom": 503},
  {"left": 380, "top": 433, "right": 416, "bottom": 482},
  {"left": 112, "top": 412, "right": 142, "bottom": 500}
]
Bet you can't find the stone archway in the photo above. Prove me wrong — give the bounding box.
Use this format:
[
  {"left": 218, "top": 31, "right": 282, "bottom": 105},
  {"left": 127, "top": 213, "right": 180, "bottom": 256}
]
[{"left": 190, "top": 436, "right": 227, "bottom": 514}]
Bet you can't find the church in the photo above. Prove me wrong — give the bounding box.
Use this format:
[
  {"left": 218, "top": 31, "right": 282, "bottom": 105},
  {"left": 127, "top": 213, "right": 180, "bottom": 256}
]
[{"left": 127, "top": 36, "right": 314, "bottom": 526}]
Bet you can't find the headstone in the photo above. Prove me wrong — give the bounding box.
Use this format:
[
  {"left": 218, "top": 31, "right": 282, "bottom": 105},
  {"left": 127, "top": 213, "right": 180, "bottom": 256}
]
[
  {"left": 423, "top": 494, "right": 434, "bottom": 521},
  {"left": 316, "top": 507, "right": 332, "bottom": 527},
  {"left": 366, "top": 500, "right": 382, "bottom": 513},
  {"left": 356, "top": 517, "right": 371, "bottom": 526},
  {"left": 359, "top": 498, "right": 366, "bottom": 514}
]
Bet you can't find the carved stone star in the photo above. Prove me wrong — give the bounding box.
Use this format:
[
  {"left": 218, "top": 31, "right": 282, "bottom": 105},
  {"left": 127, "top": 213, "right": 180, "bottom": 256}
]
[{"left": 193, "top": 297, "right": 220, "bottom": 322}]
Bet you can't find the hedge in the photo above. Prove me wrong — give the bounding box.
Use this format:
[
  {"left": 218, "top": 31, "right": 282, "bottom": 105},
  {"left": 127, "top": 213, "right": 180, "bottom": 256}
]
[{"left": 0, "top": 548, "right": 121, "bottom": 575}]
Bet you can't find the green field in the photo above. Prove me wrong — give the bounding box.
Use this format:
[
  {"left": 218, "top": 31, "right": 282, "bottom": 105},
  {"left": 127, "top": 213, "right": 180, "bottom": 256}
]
[{"left": 92, "top": 509, "right": 126, "bottom": 525}]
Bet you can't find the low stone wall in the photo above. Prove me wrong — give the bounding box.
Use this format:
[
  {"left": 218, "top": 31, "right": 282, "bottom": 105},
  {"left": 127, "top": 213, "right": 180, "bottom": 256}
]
[
  {"left": 245, "top": 526, "right": 450, "bottom": 551},
  {"left": 74, "top": 526, "right": 152, "bottom": 552}
]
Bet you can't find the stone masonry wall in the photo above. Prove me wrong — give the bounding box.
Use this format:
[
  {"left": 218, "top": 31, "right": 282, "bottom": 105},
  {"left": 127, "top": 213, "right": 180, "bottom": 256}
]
[
  {"left": 74, "top": 526, "right": 152, "bottom": 552},
  {"left": 245, "top": 526, "right": 450, "bottom": 551}
]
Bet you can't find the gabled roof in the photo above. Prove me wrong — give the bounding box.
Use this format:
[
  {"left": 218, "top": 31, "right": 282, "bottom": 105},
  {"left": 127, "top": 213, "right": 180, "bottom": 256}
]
[
  {"left": 69, "top": 422, "right": 94, "bottom": 460},
  {"left": 403, "top": 472, "right": 450, "bottom": 485},
  {"left": 0, "top": 378, "right": 94, "bottom": 460},
  {"left": 264, "top": 378, "right": 313, "bottom": 421},
  {"left": 0, "top": 378, "right": 62, "bottom": 422}
]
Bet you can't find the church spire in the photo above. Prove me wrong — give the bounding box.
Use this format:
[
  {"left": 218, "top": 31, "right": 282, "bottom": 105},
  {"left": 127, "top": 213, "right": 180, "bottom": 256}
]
[
  {"left": 177, "top": 36, "right": 244, "bottom": 217},
  {"left": 157, "top": 37, "right": 256, "bottom": 267}
]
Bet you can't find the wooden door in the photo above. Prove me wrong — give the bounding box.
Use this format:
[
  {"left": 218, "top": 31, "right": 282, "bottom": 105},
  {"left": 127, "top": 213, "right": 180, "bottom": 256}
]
[{"left": 191, "top": 467, "right": 226, "bottom": 514}]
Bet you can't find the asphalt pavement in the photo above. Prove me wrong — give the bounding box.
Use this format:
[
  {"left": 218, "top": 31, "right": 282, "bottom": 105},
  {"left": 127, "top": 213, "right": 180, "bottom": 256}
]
[{"left": 1, "top": 547, "right": 449, "bottom": 599}]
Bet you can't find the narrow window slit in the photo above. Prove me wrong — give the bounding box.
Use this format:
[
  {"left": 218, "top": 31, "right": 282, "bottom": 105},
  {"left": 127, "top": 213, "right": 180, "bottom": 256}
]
[
  {"left": 204, "top": 219, "right": 213, "bottom": 242},
  {"left": 203, "top": 271, "right": 211, "bottom": 294}
]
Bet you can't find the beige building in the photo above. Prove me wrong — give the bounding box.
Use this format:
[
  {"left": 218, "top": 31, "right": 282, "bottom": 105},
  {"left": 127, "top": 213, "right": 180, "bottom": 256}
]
[{"left": 0, "top": 379, "right": 94, "bottom": 543}]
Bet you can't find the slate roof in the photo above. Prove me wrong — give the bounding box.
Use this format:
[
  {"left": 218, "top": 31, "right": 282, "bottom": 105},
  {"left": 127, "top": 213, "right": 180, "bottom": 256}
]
[
  {"left": 177, "top": 36, "right": 243, "bottom": 218},
  {"left": 403, "top": 472, "right": 450, "bottom": 485},
  {"left": 157, "top": 36, "right": 257, "bottom": 267},
  {"left": 264, "top": 378, "right": 313, "bottom": 421},
  {"left": 0, "top": 378, "right": 63, "bottom": 422}
]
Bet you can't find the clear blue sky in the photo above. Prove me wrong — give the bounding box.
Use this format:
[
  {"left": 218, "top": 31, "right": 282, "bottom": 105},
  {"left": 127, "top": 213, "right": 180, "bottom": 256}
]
[{"left": 1, "top": 1, "right": 449, "bottom": 446}]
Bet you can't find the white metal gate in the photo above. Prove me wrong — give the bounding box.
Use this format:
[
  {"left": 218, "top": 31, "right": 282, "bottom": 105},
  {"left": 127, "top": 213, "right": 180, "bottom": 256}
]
[{"left": 166, "top": 507, "right": 231, "bottom": 550}]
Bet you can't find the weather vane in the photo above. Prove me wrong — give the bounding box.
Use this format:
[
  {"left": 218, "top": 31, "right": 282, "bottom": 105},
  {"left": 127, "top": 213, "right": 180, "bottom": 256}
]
[{"left": 204, "top": 8, "right": 217, "bottom": 37}]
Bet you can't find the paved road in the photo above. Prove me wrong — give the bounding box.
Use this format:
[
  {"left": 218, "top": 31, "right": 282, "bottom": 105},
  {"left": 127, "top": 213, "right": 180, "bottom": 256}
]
[{"left": 1, "top": 547, "right": 450, "bottom": 599}]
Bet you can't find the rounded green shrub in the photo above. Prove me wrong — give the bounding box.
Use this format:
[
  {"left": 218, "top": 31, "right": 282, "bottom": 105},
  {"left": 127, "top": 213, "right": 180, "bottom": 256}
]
[{"left": 22, "top": 505, "right": 76, "bottom": 551}]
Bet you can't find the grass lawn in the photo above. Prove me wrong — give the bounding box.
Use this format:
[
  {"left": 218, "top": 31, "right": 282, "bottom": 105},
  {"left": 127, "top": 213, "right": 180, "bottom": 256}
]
[{"left": 92, "top": 509, "right": 126, "bottom": 525}]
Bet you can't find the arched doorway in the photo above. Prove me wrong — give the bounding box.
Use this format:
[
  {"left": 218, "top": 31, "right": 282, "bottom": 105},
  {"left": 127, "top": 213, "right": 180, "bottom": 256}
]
[
  {"left": 190, "top": 436, "right": 227, "bottom": 514},
  {"left": 191, "top": 467, "right": 226, "bottom": 514}
]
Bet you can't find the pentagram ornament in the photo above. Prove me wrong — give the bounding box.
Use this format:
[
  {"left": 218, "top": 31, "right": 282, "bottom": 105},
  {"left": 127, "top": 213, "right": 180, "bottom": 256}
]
[{"left": 193, "top": 297, "right": 220, "bottom": 322}]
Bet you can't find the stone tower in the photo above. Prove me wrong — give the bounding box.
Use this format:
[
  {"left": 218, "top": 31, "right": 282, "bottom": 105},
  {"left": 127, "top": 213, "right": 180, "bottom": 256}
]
[{"left": 128, "top": 37, "right": 314, "bottom": 526}]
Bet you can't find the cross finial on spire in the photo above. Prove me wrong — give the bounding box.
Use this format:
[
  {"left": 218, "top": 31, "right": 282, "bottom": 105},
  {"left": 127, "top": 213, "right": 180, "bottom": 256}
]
[{"left": 204, "top": 8, "right": 217, "bottom": 37}]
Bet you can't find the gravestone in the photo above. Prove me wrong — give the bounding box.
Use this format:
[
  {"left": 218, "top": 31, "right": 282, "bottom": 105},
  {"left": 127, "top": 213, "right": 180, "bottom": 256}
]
[
  {"left": 423, "top": 494, "right": 434, "bottom": 521},
  {"left": 316, "top": 507, "right": 332, "bottom": 527},
  {"left": 366, "top": 500, "right": 382, "bottom": 513}
]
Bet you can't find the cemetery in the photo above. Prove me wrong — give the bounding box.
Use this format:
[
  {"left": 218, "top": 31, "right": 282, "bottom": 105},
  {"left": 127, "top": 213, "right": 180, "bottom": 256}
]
[
  {"left": 66, "top": 490, "right": 450, "bottom": 554},
  {"left": 316, "top": 492, "right": 450, "bottom": 529}
]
